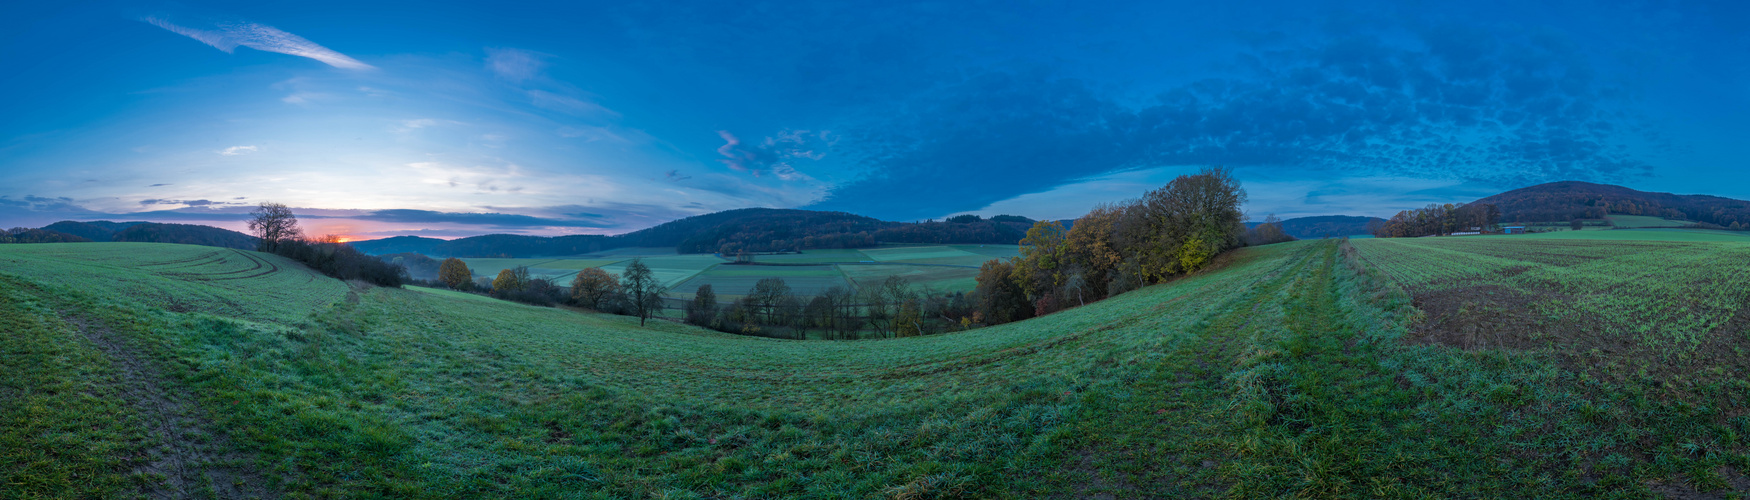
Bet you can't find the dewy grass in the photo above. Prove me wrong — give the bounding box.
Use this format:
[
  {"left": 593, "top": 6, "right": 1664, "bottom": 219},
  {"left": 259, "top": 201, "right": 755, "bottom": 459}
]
[{"left": 2, "top": 240, "right": 1747, "bottom": 498}]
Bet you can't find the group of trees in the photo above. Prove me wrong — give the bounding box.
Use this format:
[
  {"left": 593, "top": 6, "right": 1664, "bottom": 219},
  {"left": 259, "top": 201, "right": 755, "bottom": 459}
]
[
  {"left": 246, "top": 203, "right": 407, "bottom": 287},
  {"left": 681, "top": 276, "right": 977, "bottom": 339},
  {"left": 1245, "top": 215, "right": 1295, "bottom": 246},
  {"left": 430, "top": 256, "right": 668, "bottom": 325},
  {"left": 1367, "top": 203, "right": 1501, "bottom": 238},
  {"left": 968, "top": 167, "right": 1257, "bottom": 326}
]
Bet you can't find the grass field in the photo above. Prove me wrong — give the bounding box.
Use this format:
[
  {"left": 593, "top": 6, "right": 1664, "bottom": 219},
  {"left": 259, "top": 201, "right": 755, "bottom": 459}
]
[
  {"left": 838, "top": 263, "right": 982, "bottom": 293},
  {"left": 742, "top": 249, "right": 870, "bottom": 264},
  {"left": 669, "top": 265, "right": 852, "bottom": 297},
  {"left": 452, "top": 245, "right": 1000, "bottom": 296},
  {"left": 597, "top": 254, "right": 726, "bottom": 289},
  {"left": 951, "top": 244, "right": 1022, "bottom": 260},
  {"left": 1607, "top": 215, "right": 1692, "bottom": 228},
  {"left": 1505, "top": 228, "right": 1750, "bottom": 242},
  {"left": 9, "top": 240, "right": 1743, "bottom": 497}
]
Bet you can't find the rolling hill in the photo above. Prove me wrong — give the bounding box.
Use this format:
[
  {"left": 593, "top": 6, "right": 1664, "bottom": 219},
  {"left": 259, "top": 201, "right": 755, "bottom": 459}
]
[
  {"left": 4, "top": 239, "right": 1745, "bottom": 497},
  {"left": 1476, "top": 180, "right": 1750, "bottom": 227},
  {"left": 351, "top": 208, "right": 1036, "bottom": 257},
  {"left": 1249, "top": 215, "right": 1386, "bottom": 239},
  {"left": 27, "top": 220, "right": 258, "bottom": 249}
]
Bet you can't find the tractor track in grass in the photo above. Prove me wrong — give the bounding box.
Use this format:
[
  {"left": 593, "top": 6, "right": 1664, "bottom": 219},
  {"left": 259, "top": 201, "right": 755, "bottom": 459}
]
[
  {"left": 203, "top": 249, "right": 281, "bottom": 281},
  {"left": 1050, "top": 242, "right": 1325, "bottom": 498},
  {"left": 63, "top": 314, "right": 277, "bottom": 499}
]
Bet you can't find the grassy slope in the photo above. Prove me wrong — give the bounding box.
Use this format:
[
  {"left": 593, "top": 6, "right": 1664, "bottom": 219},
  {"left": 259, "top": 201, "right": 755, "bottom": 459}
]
[{"left": 3, "top": 241, "right": 1746, "bottom": 498}]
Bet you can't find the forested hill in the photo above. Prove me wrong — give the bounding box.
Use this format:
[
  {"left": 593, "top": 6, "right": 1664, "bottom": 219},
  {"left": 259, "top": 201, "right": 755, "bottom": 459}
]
[
  {"left": 1476, "top": 181, "right": 1750, "bottom": 227},
  {"left": 20, "top": 220, "right": 257, "bottom": 249},
  {"left": 351, "top": 208, "right": 1037, "bottom": 257},
  {"left": 626, "top": 208, "right": 890, "bottom": 252},
  {"left": 111, "top": 223, "right": 257, "bottom": 249},
  {"left": 1247, "top": 215, "right": 1385, "bottom": 239},
  {"left": 42, "top": 220, "right": 146, "bottom": 241}
]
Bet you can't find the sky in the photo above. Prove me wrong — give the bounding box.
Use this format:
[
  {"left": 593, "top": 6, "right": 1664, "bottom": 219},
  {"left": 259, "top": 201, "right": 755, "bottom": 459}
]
[{"left": 2, "top": 0, "right": 1746, "bottom": 239}]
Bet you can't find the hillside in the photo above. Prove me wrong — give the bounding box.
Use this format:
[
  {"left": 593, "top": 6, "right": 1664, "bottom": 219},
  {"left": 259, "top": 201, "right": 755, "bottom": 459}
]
[
  {"left": 110, "top": 222, "right": 257, "bottom": 249},
  {"left": 1476, "top": 180, "right": 1750, "bottom": 227},
  {"left": 40, "top": 220, "right": 145, "bottom": 241},
  {"left": 4, "top": 240, "right": 1745, "bottom": 497},
  {"left": 30, "top": 220, "right": 257, "bottom": 249},
  {"left": 351, "top": 208, "right": 1036, "bottom": 257}
]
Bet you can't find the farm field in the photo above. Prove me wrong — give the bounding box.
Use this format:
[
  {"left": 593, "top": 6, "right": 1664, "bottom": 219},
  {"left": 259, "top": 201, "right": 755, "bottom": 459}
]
[
  {"left": 1352, "top": 237, "right": 1750, "bottom": 380},
  {"left": 951, "top": 243, "right": 1023, "bottom": 260},
  {"left": 1502, "top": 228, "right": 1750, "bottom": 242},
  {"left": 838, "top": 263, "right": 982, "bottom": 292},
  {"left": 858, "top": 246, "right": 984, "bottom": 263},
  {"left": 443, "top": 244, "right": 1002, "bottom": 297},
  {"left": 741, "top": 248, "right": 871, "bottom": 264},
  {"left": 596, "top": 254, "right": 727, "bottom": 289},
  {"left": 668, "top": 265, "right": 852, "bottom": 298},
  {"left": 1607, "top": 214, "right": 1692, "bottom": 228},
  {"left": 5, "top": 240, "right": 1745, "bottom": 497}
]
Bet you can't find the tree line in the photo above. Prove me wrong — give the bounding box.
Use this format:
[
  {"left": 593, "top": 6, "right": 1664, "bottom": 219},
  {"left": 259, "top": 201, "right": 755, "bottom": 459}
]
[
  {"left": 677, "top": 276, "right": 982, "bottom": 339},
  {"left": 1366, "top": 203, "right": 1501, "bottom": 238},
  {"left": 423, "top": 257, "right": 669, "bottom": 326}
]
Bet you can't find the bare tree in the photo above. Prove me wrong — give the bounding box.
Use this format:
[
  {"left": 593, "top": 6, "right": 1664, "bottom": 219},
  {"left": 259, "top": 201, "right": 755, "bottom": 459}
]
[
  {"left": 749, "top": 277, "right": 792, "bottom": 325},
  {"left": 620, "top": 258, "right": 667, "bottom": 326},
  {"left": 247, "top": 202, "right": 302, "bottom": 252}
]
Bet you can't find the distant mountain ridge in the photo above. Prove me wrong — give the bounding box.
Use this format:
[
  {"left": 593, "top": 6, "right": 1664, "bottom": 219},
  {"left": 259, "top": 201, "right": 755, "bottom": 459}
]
[
  {"left": 352, "top": 208, "right": 1037, "bottom": 257},
  {"left": 1476, "top": 181, "right": 1750, "bottom": 227},
  {"left": 1246, "top": 215, "right": 1387, "bottom": 239}
]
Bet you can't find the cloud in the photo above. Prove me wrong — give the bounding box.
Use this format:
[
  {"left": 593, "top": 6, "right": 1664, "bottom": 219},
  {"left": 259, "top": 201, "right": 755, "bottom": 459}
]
[
  {"left": 149, "top": 183, "right": 172, "bottom": 187},
  {"left": 715, "top": 130, "right": 831, "bottom": 181},
  {"left": 556, "top": 126, "right": 627, "bottom": 143},
  {"left": 665, "top": 170, "right": 692, "bottom": 182},
  {"left": 144, "top": 16, "right": 374, "bottom": 70},
  {"left": 813, "top": 26, "right": 1659, "bottom": 220},
  {"left": 352, "top": 209, "right": 614, "bottom": 228},
  {"left": 391, "top": 119, "right": 460, "bottom": 133},
  {"left": 486, "top": 48, "right": 547, "bottom": 82},
  {"left": 138, "top": 199, "right": 247, "bottom": 207},
  {"left": 218, "top": 145, "right": 257, "bottom": 156},
  {"left": 526, "top": 90, "right": 618, "bottom": 118},
  {"left": 280, "top": 91, "right": 329, "bottom": 105}
]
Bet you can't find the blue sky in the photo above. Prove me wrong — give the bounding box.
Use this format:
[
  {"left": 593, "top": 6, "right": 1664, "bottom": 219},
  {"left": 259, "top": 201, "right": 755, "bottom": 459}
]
[{"left": 2, "top": 0, "right": 1746, "bottom": 239}]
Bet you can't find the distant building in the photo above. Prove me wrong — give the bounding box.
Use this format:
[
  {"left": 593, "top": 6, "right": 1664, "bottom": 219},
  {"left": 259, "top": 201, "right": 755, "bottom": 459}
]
[{"left": 1502, "top": 226, "right": 1527, "bottom": 234}]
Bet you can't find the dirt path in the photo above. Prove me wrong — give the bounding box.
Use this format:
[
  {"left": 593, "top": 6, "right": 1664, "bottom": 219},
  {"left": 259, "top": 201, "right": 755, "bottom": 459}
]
[{"left": 66, "top": 315, "right": 277, "bottom": 499}]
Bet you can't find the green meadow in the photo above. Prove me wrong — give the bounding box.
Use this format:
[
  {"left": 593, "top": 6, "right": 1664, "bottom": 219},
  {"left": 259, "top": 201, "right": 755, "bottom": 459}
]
[{"left": 5, "top": 239, "right": 1747, "bottom": 498}]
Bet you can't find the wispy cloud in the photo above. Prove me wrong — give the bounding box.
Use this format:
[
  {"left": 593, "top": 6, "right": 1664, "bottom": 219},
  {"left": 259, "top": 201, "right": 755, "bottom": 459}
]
[
  {"left": 485, "top": 48, "right": 546, "bottom": 82},
  {"left": 526, "top": 90, "right": 618, "bottom": 118},
  {"left": 280, "top": 91, "right": 328, "bottom": 105},
  {"left": 143, "top": 16, "right": 374, "bottom": 70},
  {"left": 715, "top": 130, "right": 830, "bottom": 181},
  {"left": 218, "top": 145, "right": 257, "bottom": 156}
]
